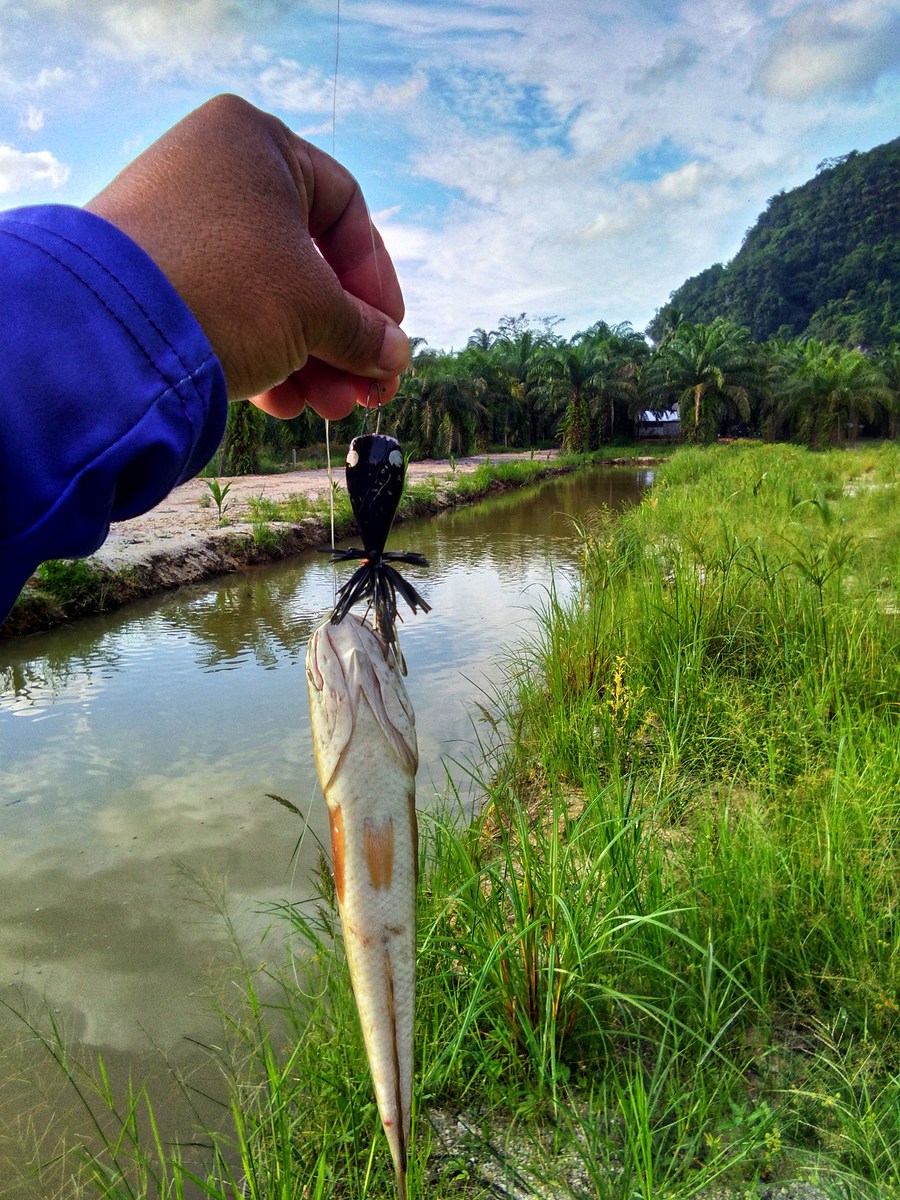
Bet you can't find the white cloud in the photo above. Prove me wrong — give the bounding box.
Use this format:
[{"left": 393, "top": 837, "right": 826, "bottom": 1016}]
[
  {"left": 2, "top": 0, "right": 896, "bottom": 345},
  {"left": 354, "top": 0, "right": 526, "bottom": 41},
  {"left": 0, "top": 63, "right": 70, "bottom": 102},
  {"left": 629, "top": 37, "right": 702, "bottom": 91},
  {"left": 21, "top": 105, "right": 45, "bottom": 133},
  {"left": 0, "top": 145, "right": 69, "bottom": 194},
  {"left": 371, "top": 71, "right": 428, "bottom": 110},
  {"left": 369, "top": 0, "right": 895, "bottom": 347},
  {"left": 257, "top": 57, "right": 427, "bottom": 121},
  {"left": 21, "top": 0, "right": 270, "bottom": 77},
  {"left": 120, "top": 132, "right": 146, "bottom": 156},
  {"left": 94, "top": 0, "right": 254, "bottom": 73},
  {"left": 564, "top": 206, "right": 642, "bottom": 244},
  {"left": 257, "top": 58, "right": 336, "bottom": 115},
  {"left": 656, "top": 160, "right": 715, "bottom": 200},
  {"left": 756, "top": 0, "right": 900, "bottom": 99},
  {"left": 30, "top": 66, "right": 70, "bottom": 92}
]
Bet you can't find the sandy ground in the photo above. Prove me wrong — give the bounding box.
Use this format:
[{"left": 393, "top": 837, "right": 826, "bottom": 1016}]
[{"left": 92, "top": 450, "right": 560, "bottom": 570}]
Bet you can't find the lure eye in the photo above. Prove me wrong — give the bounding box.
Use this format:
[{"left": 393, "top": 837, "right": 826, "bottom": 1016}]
[{"left": 347, "top": 448, "right": 360, "bottom": 468}]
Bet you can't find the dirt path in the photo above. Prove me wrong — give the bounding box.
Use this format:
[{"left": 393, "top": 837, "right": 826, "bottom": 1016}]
[{"left": 92, "top": 450, "right": 559, "bottom": 571}]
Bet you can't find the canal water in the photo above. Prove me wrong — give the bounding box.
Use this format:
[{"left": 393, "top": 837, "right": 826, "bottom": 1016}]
[{"left": 0, "top": 466, "right": 650, "bottom": 1190}]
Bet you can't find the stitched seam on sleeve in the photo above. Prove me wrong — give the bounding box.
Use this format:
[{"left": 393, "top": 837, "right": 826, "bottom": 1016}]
[
  {"left": 2, "top": 217, "right": 198, "bottom": 385},
  {"left": 0, "top": 226, "right": 206, "bottom": 423},
  {"left": 2, "top": 357, "right": 220, "bottom": 550}
]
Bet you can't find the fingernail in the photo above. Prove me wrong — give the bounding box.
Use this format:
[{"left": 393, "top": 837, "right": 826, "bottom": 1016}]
[{"left": 378, "top": 325, "right": 410, "bottom": 374}]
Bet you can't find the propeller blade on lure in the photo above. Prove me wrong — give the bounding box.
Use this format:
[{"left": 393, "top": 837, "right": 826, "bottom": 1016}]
[{"left": 306, "top": 432, "right": 429, "bottom": 1198}]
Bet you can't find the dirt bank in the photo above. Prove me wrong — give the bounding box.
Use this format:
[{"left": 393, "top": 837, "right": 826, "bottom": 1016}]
[
  {"left": 3, "top": 451, "right": 659, "bottom": 639},
  {"left": 90, "top": 451, "right": 559, "bottom": 570}
]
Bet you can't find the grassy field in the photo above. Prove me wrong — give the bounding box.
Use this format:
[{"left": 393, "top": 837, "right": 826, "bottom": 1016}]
[{"left": 18, "top": 441, "right": 899, "bottom": 1198}]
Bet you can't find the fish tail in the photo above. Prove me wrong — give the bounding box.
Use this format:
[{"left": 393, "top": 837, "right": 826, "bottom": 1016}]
[{"left": 384, "top": 947, "right": 409, "bottom": 1186}]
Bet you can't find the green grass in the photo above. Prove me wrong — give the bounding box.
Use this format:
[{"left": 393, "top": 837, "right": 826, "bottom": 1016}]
[
  {"left": 20, "top": 441, "right": 900, "bottom": 1197},
  {"left": 34, "top": 558, "right": 110, "bottom": 608}
]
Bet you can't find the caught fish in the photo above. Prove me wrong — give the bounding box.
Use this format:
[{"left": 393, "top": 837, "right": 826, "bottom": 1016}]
[
  {"left": 325, "top": 433, "right": 431, "bottom": 672},
  {"left": 306, "top": 612, "right": 418, "bottom": 1199}
]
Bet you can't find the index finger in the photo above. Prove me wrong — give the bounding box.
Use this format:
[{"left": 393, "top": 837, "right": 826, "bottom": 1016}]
[{"left": 293, "top": 137, "right": 405, "bottom": 325}]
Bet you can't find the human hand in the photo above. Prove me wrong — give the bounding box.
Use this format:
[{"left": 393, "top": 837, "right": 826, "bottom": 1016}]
[{"left": 85, "top": 94, "right": 409, "bottom": 419}]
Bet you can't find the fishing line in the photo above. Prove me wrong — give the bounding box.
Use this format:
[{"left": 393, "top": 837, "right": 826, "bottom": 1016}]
[
  {"left": 324, "top": 0, "right": 388, "bottom": 579},
  {"left": 366, "top": 380, "right": 384, "bottom": 435},
  {"left": 326, "top": 417, "right": 336, "bottom": 551},
  {"left": 331, "top": 0, "right": 340, "bottom": 159},
  {"left": 326, "top": 0, "right": 341, "bottom": 569}
]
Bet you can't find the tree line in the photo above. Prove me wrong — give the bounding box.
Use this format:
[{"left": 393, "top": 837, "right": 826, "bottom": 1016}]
[{"left": 219, "top": 313, "right": 900, "bottom": 471}]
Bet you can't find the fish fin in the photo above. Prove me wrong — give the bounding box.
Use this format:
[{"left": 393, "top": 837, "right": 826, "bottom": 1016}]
[
  {"left": 408, "top": 793, "right": 419, "bottom": 889},
  {"left": 329, "top": 805, "right": 346, "bottom": 904},
  {"left": 305, "top": 624, "right": 355, "bottom": 792},
  {"left": 384, "top": 948, "right": 409, "bottom": 1189}
]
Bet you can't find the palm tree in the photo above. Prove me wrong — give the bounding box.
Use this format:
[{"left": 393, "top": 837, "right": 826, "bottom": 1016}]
[
  {"left": 778, "top": 341, "right": 892, "bottom": 446},
  {"left": 645, "top": 319, "right": 761, "bottom": 443},
  {"left": 578, "top": 322, "right": 651, "bottom": 442},
  {"left": 220, "top": 401, "right": 266, "bottom": 474},
  {"left": 466, "top": 327, "right": 500, "bottom": 352},
  {"left": 403, "top": 337, "right": 438, "bottom": 374},
  {"left": 492, "top": 327, "right": 559, "bottom": 446},
  {"left": 456, "top": 338, "right": 511, "bottom": 448},
  {"left": 390, "top": 353, "right": 486, "bottom": 458},
  {"left": 756, "top": 337, "right": 803, "bottom": 441},
  {"left": 874, "top": 343, "right": 900, "bottom": 438},
  {"left": 531, "top": 338, "right": 608, "bottom": 452}
]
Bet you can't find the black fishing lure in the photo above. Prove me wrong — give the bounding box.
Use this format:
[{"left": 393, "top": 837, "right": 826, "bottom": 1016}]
[{"left": 326, "top": 434, "right": 430, "bottom": 667}]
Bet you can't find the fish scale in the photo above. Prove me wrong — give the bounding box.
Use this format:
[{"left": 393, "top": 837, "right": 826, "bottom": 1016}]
[{"left": 306, "top": 613, "right": 418, "bottom": 1200}]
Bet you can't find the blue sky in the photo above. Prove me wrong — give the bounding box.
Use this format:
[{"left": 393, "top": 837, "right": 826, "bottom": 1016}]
[{"left": 1, "top": 0, "right": 898, "bottom": 350}]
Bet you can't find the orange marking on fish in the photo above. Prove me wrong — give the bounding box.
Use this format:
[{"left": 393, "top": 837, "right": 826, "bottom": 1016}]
[
  {"left": 364, "top": 816, "right": 394, "bottom": 889},
  {"left": 329, "top": 805, "right": 346, "bottom": 905}
]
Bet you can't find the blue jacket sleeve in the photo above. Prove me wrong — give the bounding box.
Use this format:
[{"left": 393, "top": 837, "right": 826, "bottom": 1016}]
[{"left": 0, "top": 205, "right": 228, "bottom": 624}]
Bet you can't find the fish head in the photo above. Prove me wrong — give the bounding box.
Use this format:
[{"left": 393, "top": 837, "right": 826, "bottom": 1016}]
[{"left": 306, "top": 613, "right": 418, "bottom": 794}]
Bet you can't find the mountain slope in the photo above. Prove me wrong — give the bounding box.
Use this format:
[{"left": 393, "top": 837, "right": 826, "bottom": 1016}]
[{"left": 648, "top": 137, "right": 900, "bottom": 348}]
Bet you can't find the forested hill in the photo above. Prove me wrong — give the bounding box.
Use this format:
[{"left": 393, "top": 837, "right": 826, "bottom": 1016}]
[{"left": 647, "top": 136, "right": 900, "bottom": 349}]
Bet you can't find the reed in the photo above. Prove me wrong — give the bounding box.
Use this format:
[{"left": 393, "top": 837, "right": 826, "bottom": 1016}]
[{"left": 19, "top": 441, "right": 899, "bottom": 1198}]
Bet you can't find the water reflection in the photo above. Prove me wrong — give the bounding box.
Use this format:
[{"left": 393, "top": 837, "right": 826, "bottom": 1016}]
[
  {"left": 0, "top": 467, "right": 647, "bottom": 1065},
  {"left": 173, "top": 580, "right": 309, "bottom": 670}
]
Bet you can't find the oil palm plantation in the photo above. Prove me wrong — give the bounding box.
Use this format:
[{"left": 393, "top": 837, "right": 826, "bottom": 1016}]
[
  {"left": 582, "top": 321, "right": 651, "bottom": 441},
  {"left": 390, "top": 352, "right": 486, "bottom": 458},
  {"left": 531, "top": 337, "right": 603, "bottom": 452},
  {"left": 646, "top": 318, "right": 761, "bottom": 443},
  {"left": 457, "top": 337, "right": 515, "bottom": 447},
  {"left": 220, "top": 400, "right": 266, "bottom": 475},
  {"left": 778, "top": 340, "right": 892, "bottom": 446},
  {"left": 533, "top": 323, "right": 651, "bottom": 450},
  {"left": 874, "top": 342, "right": 900, "bottom": 437},
  {"left": 492, "top": 327, "right": 558, "bottom": 446}
]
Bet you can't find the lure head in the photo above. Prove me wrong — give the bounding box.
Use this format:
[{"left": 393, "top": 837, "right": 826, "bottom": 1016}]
[{"left": 345, "top": 434, "right": 406, "bottom": 556}]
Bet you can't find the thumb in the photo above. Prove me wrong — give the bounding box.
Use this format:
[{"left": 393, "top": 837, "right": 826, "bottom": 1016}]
[{"left": 306, "top": 286, "right": 410, "bottom": 381}]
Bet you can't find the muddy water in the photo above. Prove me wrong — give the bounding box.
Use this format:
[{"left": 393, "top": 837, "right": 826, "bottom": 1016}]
[{"left": 0, "top": 466, "right": 650, "bottom": 1188}]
